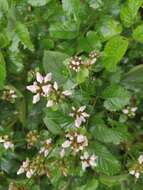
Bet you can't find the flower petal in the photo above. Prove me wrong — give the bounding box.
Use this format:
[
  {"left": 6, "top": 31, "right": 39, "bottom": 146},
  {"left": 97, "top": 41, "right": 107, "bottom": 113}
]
[
  {"left": 46, "top": 100, "right": 54, "bottom": 107},
  {"left": 33, "top": 93, "right": 40, "bottom": 104},
  {"left": 26, "top": 85, "right": 37, "bottom": 93},
  {"left": 44, "top": 73, "right": 52, "bottom": 82},
  {"left": 36, "top": 72, "right": 43, "bottom": 83}
]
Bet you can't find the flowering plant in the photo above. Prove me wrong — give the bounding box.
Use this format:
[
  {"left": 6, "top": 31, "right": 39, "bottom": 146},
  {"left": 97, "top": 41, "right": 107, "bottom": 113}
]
[{"left": 1, "top": 0, "right": 143, "bottom": 190}]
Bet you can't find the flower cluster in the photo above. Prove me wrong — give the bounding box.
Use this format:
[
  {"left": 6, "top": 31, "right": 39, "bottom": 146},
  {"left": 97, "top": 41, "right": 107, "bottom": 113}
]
[
  {"left": 1, "top": 88, "right": 17, "bottom": 103},
  {"left": 0, "top": 135, "right": 14, "bottom": 150},
  {"left": 39, "top": 138, "right": 52, "bottom": 157},
  {"left": 122, "top": 106, "right": 137, "bottom": 117},
  {"left": 69, "top": 56, "right": 83, "bottom": 72},
  {"left": 27, "top": 72, "right": 71, "bottom": 107},
  {"left": 26, "top": 130, "right": 39, "bottom": 149},
  {"left": 69, "top": 106, "right": 89, "bottom": 128},
  {"left": 69, "top": 51, "right": 98, "bottom": 72},
  {"left": 61, "top": 131, "right": 88, "bottom": 156},
  {"left": 129, "top": 155, "right": 143, "bottom": 179},
  {"left": 17, "top": 155, "right": 50, "bottom": 179},
  {"left": 80, "top": 151, "right": 98, "bottom": 171}
]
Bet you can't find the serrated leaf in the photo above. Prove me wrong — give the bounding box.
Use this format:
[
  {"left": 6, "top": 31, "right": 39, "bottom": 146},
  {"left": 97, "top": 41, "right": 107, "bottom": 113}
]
[
  {"left": 100, "top": 174, "right": 128, "bottom": 187},
  {"left": 120, "top": 0, "right": 143, "bottom": 27},
  {"left": 15, "top": 22, "right": 34, "bottom": 51},
  {"left": 28, "top": 0, "right": 51, "bottom": 7},
  {"left": 0, "top": 52, "right": 6, "bottom": 89},
  {"left": 91, "top": 125, "right": 128, "bottom": 145},
  {"left": 103, "top": 36, "right": 128, "bottom": 72},
  {"left": 122, "top": 64, "right": 143, "bottom": 90},
  {"left": 132, "top": 24, "right": 143, "bottom": 43},
  {"left": 77, "top": 179, "right": 98, "bottom": 190},
  {"left": 62, "top": 0, "right": 80, "bottom": 19},
  {"left": 94, "top": 142, "right": 121, "bottom": 175},
  {"left": 102, "top": 85, "right": 130, "bottom": 111},
  {"left": 43, "top": 50, "right": 69, "bottom": 83},
  {"left": 97, "top": 17, "right": 122, "bottom": 41},
  {"left": 49, "top": 21, "right": 79, "bottom": 40}
]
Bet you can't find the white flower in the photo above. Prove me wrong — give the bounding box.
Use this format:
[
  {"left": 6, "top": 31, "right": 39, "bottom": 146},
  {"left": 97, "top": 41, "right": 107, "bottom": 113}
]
[
  {"left": 138, "top": 155, "right": 143, "bottom": 164},
  {"left": 26, "top": 169, "right": 34, "bottom": 178},
  {"left": 129, "top": 170, "right": 140, "bottom": 179},
  {"left": 70, "top": 106, "right": 90, "bottom": 128},
  {"left": 62, "top": 90, "right": 72, "bottom": 96},
  {"left": 53, "top": 81, "right": 58, "bottom": 91},
  {"left": 26, "top": 72, "right": 52, "bottom": 104},
  {"left": 46, "top": 100, "right": 54, "bottom": 107},
  {"left": 69, "top": 56, "right": 83, "bottom": 72},
  {"left": 131, "top": 107, "right": 137, "bottom": 112},
  {"left": 0, "top": 136, "right": 14, "bottom": 150},
  {"left": 33, "top": 93, "right": 40, "bottom": 104},
  {"left": 3, "top": 141, "right": 14, "bottom": 149},
  {"left": 122, "top": 106, "right": 137, "bottom": 117},
  {"left": 61, "top": 132, "right": 88, "bottom": 155},
  {"left": 80, "top": 152, "right": 97, "bottom": 171},
  {"left": 17, "top": 167, "right": 25, "bottom": 175},
  {"left": 77, "top": 135, "right": 86, "bottom": 143},
  {"left": 17, "top": 158, "right": 30, "bottom": 175},
  {"left": 60, "top": 148, "right": 65, "bottom": 158},
  {"left": 122, "top": 109, "right": 129, "bottom": 114},
  {"left": 62, "top": 140, "right": 71, "bottom": 148},
  {"left": 39, "top": 138, "right": 52, "bottom": 157}
]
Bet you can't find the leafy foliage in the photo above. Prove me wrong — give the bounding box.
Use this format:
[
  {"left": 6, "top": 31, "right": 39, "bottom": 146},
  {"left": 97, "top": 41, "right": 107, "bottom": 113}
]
[{"left": 0, "top": 0, "right": 143, "bottom": 190}]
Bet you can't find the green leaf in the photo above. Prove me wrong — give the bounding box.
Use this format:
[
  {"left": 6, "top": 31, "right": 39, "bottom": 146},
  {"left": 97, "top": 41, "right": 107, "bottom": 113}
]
[
  {"left": 43, "top": 116, "right": 62, "bottom": 135},
  {"left": 76, "top": 68, "right": 89, "bottom": 84},
  {"left": 91, "top": 125, "right": 128, "bottom": 145},
  {"left": 103, "top": 36, "right": 128, "bottom": 72},
  {"left": 100, "top": 174, "right": 128, "bottom": 187},
  {"left": 49, "top": 21, "right": 79, "bottom": 40},
  {"left": 94, "top": 142, "right": 121, "bottom": 175},
  {"left": 0, "top": 32, "right": 10, "bottom": 48},
  {"left": 122, "top": 64, "right": 143, "bottom": 90},
  {"left": 132, "top": 24, "right": 143, "bottom": 43},
  {"left": 43, "top": 50, "right": 69, "bottom": 83},
  {"left": 15, "top": 22, "right": 34, "bottom": 51},
  {"left": 102, "top": 84, "right": 130, "bottom": 111},
  {"left": 77, "top": 179, "right": 98, "bottom": 190},
  {"left": 120, "top": 0, "right": 143, "bottom": 27},
  {"left": 0, "top": 52, "right": 6, "bottom": 89},
  {"left": 0, "top": 0, "right": 9, "bottom": 12},
  {"left": 62, "top": 0, "right": 80, "bottom": 19},
  {"left": 28, "top": 0, "right": 51, "bottom": 7},
  {"left": 86, "top": 31, "right": 102, "bottom": 50},
  {"left": 87, "top": 0, "right": 103, "bottom": 9},
  {"left": 97, "top": 17, "right": 122, "bottom": 41}
]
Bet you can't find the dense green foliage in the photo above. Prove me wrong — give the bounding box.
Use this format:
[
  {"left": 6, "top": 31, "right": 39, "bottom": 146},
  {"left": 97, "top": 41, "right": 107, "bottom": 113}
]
[{"left": 1, "top": 0, "right": 143, "bottom": 189}]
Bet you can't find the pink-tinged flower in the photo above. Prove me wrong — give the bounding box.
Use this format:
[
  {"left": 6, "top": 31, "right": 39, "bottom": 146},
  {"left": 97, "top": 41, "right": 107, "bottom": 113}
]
[
  {"left": 122, "top": 106, "right": 137, "bottom": 117},
  {"left": 80, "top": 152, "right": 97, "bottom": 171},
  {"left": 61, "top": 132, "right": 88, "bottom": 156},
  {"left": 69, "top": 106, "right": 90, "bottom": 128},
  {"left": 39, "top": 138, "right": 52, "bottom": 157},
  {"left": 0, "top": 135, "right": 14, "bottom": 150},
  {"left": 26, "top": 72, "right": 52, "bottom": 104}
]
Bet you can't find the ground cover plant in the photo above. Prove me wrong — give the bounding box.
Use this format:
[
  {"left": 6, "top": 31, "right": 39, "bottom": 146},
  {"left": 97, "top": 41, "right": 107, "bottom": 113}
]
[{"left": 1, "top": 0, "right": 143, "bottom": 189}]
